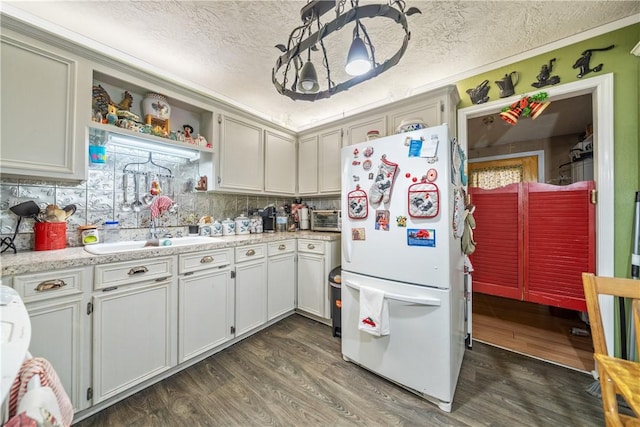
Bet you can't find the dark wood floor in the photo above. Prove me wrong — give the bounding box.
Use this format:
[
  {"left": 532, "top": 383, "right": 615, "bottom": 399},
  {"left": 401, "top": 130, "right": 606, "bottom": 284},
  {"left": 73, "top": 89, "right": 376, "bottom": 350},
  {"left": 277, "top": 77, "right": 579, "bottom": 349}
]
[{"left": 74, "top": 314, "right": 607, "bottom": 427}]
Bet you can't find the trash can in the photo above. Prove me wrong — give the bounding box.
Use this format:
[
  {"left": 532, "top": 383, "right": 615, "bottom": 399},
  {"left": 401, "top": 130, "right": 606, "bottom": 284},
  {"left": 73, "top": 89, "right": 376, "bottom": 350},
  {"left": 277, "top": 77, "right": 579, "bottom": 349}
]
[{"left": 329, "top": 266, "right": 342, "bottom": 337}]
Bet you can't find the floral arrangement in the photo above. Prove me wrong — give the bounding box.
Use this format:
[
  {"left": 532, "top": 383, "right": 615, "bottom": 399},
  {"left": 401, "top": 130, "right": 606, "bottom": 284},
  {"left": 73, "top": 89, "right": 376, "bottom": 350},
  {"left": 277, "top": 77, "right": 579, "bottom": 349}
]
[{"left": 500, "top": 92, "right": 550, "bottom": 125}]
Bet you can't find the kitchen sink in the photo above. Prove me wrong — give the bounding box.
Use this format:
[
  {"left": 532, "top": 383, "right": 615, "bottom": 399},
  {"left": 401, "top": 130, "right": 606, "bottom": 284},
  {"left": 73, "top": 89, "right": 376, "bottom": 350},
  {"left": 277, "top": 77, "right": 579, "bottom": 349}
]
[{"left": 84, "top": 236, "right": 224, "bottom": 255}]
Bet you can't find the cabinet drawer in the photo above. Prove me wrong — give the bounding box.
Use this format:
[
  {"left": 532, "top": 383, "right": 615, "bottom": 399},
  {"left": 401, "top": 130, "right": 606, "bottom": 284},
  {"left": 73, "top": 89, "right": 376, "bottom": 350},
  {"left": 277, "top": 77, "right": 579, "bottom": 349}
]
[
  {"left": 268, "top": 239, "right": 295, "bottom": 256},
  {"left": 297, "top": 239, "right": 325, "bottom": 255},
  {"left": 235, "top": 244, "right": 266, "bottom": 263},
  {"left": 13, "top": 267, "right": 87, "bottom": 303},
  {"left": 179, "top": 248, "right": 233, "bottom": 274},
  {"left": 94, "top": 257, "right": 173, "bottom": 290}
]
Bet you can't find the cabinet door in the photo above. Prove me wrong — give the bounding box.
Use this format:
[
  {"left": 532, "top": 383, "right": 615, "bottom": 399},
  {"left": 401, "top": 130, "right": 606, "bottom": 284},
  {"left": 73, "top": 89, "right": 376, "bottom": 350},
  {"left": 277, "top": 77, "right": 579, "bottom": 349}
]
[
  {"left": 387, "top": 98, "right": 442, "bottom": 133},
  {"left": 178, "top": 269, "right": 234, "bottom": 363},
  {"left": 219, "top": 114, "right": 263, "bottom": 191},
  {"left": 344, "top": 115, "right": 387, "bottom": 146},
  {"left": 296, "top": 252, "right": 326, "bottom": 318},
  {"left": 235, "top": 259, "right": 267, "bottom": 336},
  {"left": 1, "top": 35, "right": 86, "bottom": 180},
  {"left": 92, "top": 282, "right": 174, "bottom": 403},
  {"left": 298, "top": 135, "right": 318, "bottom": 195},
  {"left": 267, "top": 253, "right": 296, "bottom": 320},
  {"left": 318, "top": 128, "right": 342, "bottom": 194},
  {"left": 264, "top": 130, "right": 296, "bottom": 194},
  {"left": 27, "top": 296, "right": 87, "bottom": 411}
]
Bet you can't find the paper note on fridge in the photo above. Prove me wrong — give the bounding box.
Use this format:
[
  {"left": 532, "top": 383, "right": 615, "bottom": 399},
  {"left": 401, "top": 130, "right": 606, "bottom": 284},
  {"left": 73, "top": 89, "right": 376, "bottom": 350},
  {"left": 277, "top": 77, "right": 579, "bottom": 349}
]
[{"left": 407, "top": 135, "right": 439, "bottom": 158}]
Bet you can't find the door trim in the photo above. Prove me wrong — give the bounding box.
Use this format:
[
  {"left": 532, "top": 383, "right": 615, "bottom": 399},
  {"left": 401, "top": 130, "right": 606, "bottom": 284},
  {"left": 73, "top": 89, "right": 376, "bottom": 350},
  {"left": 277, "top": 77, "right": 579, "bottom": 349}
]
[{"left": 458, "top": 73, "right": 615, "bottom": 355}]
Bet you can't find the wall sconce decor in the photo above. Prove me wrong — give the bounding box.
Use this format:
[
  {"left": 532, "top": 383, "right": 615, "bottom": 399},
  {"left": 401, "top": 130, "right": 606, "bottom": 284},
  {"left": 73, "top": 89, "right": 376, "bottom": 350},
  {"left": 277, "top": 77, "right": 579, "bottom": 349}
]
[
  {"left": 499, "top": 92, "right": 550, "bottom": 125},
  {"left": 272, "top": 0, "right": 421, "bottom": 101}
]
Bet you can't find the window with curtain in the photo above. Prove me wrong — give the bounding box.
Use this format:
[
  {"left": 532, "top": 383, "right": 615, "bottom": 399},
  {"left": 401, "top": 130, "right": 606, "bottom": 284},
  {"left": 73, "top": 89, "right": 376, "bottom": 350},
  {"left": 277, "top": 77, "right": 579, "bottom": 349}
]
[{"left": 469, "top": 155, "right": 539, "bottom": 189}]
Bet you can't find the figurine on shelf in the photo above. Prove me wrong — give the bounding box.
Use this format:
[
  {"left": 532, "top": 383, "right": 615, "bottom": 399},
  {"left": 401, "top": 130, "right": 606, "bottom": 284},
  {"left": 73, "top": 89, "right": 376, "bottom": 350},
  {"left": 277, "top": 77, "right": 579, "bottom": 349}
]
[
  {"left": 531, "top": 58, "right": 560, "bottom": 88},
  {"left": 183, "top": 124, "right": 193, "bottom": 139},
  {"left": 106, "top": 104, "right": 118, "bottom": 125},
  {"left": 572, "top": 45, "right": 615, "bottom": 78}
]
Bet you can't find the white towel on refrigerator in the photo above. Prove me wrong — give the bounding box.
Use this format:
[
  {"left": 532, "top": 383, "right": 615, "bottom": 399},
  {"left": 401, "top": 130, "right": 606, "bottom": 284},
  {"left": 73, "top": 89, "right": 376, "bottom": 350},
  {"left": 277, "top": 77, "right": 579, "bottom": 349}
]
[{"left": 358, "top": 286, "right": 390, "bottom": 336}]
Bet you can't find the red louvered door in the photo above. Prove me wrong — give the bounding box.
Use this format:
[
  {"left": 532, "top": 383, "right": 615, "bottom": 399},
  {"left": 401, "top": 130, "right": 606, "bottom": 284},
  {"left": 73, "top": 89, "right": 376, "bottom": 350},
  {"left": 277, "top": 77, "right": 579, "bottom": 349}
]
[
  {"left": 470, "top": 181, "right": 595, "bottom": 311},
  {"left": 524, "top": 181, "right": 595, "bottom": 312},
  {"left": 469, "top": 183, "right": 523, "bottom": 300}
]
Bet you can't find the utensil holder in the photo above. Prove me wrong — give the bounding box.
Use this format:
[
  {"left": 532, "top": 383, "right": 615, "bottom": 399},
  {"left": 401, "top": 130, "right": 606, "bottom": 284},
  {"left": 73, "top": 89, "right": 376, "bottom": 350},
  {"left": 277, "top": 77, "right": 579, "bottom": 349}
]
[{"left": 34, "top": 222, "right": 67, "bottom": 251}]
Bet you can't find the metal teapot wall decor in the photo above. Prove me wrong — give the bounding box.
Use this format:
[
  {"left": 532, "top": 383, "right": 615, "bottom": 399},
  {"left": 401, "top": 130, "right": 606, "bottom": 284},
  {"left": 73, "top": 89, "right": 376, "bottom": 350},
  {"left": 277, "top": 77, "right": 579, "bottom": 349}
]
[
  {"left": 466, "top": 80, "right": 490, "bottom": 104},
  {"left": 495, "top": 71, "right": 519, "bottom": 98}
]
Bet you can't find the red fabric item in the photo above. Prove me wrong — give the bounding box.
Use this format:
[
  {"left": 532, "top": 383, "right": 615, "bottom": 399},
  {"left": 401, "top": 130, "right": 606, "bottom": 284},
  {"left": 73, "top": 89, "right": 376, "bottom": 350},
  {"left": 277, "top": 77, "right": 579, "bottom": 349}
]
[
  {"left": 8, "top": 357, "right": 73, "bottom": 427},
  {"left": 150, "top": 195, "right": 174, "bottom": 218}
]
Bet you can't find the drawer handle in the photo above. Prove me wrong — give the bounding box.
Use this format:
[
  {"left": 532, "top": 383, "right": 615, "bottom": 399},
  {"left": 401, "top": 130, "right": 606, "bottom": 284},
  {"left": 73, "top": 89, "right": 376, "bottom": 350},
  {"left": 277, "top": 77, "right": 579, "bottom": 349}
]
[
  {"left": 278, "top": 244, "right": 286, "bottom": 250},
  {"left": 200, "top": 256, "right": 214, "bottom": 263},
  {"left": 246, "top": 249, "right": 256, "bottom": 256},
  {"left": 128, "top": 266, "right": 149, "bottom": 275},
  {"left": 307, "top": 244, "right": 315, "bottom": 250},
  {"left": 35, "top": 279, "right": 67, "bottom": 292}
]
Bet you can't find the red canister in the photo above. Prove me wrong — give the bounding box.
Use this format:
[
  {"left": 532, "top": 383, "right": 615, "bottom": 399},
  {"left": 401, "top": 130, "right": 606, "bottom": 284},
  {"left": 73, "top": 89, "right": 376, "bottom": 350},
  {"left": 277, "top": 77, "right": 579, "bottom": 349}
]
[{"left": 34, "top": 222, "right": 67, "bottom": 251}]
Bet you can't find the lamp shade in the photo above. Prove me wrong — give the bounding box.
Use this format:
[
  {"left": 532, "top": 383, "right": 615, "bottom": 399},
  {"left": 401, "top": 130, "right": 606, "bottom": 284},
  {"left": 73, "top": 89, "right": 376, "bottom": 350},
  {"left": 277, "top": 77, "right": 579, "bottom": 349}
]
[
  {"left": 297, "top": 60, "right": 319, "bottom": 93},
  {"left": 345, "top": 36, "right": 371, "bottom": 76}
]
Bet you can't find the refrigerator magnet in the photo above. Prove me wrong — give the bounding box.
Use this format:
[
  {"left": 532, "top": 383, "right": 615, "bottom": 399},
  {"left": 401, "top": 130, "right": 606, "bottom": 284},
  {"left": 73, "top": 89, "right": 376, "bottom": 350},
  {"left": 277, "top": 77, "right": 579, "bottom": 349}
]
[
  {"left": 374, "top": 210, "right": 390, "bottom": 231},
  {"left": 396, "top": 215, "right": 407, "bottom": 227},
  {"left": 407, "top": 229, "right": 436, "bottom": 247},
  {"left": 363, "top": 159, "right": 372, "bottom": 170},
  {"left": 351, "top": 228, "right": 366, "bottom": 240}
]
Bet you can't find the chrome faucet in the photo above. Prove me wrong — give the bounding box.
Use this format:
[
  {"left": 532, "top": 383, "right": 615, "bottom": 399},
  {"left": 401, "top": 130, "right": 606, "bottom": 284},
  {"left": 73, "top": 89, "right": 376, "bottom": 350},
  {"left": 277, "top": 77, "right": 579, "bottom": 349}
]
[{"left": 148, "top": 218, "right": 158, "bottom": 239}]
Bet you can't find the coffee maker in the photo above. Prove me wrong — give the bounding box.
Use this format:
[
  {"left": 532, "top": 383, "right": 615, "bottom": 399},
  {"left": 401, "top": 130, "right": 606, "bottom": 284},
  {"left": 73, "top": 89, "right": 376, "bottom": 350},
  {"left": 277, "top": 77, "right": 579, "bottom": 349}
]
[{"left": 256, "top": 206, "right": 276, "bottom": 232}]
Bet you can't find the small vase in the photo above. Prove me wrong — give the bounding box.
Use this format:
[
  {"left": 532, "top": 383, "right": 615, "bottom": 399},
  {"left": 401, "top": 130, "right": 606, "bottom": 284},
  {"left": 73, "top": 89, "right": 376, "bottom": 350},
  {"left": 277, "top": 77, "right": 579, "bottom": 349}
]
[{"left": 142, "top": 93, "right": 171, "bottom": 120}]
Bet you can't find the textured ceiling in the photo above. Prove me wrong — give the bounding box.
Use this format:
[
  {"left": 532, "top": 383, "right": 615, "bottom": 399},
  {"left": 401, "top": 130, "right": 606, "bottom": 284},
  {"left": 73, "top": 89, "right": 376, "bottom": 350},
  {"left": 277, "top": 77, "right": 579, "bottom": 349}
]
[{"left": 3, "top": 1, "right": 639, "bottom": 131}]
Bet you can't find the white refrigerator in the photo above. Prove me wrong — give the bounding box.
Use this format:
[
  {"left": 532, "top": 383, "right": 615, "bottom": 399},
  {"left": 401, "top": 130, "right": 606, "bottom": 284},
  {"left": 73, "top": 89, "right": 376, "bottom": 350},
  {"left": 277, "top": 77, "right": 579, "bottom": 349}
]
[{"left": 340, "top": 124, "right": 469, "bottom": 412}]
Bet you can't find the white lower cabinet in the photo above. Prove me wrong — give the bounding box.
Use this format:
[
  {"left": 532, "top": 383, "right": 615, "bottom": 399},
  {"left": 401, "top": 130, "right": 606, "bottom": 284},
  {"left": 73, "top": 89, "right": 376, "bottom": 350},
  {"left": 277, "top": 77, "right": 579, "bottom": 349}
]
[
  {"left": 178, "top": 249, "right": 234, "bottom": 363},
  {"left": 91, "top": 256, "right": 176, "bottom": 404},
  {"left": 267, "top": 240, "right": 296, "bottom": 320},
  {"left": 234, "top": 244, "right": 268, "bottom": 336},
  {"left": 296, "top": 239, "right": 340, "bottom": 320},
  {"left": 12, "top": 267, "right": 91, "bottom": 412}
]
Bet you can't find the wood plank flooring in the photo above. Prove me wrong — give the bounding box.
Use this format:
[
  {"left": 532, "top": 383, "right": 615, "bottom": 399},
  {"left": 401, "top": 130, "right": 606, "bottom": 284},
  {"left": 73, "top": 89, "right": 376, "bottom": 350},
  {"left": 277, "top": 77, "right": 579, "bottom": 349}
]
[
  {"left": 74, "top": 314, "right": 610, "bottom": 427},
  {"left": 472, "top": 293, "right": 595, "bottom": 372}
]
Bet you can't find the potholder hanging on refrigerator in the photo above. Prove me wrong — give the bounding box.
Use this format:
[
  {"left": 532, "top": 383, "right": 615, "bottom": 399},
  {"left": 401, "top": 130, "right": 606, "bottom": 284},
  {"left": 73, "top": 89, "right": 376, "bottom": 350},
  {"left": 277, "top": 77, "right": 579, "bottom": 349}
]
[
  {"left": 408, "top": 181, "right": 439, "bottom": 218},
  {"left": 369, "top": 155, "right": 398, "bottom": 206},
  {"left": 347, "top": 185, "right": 368, "bottom": 219}
]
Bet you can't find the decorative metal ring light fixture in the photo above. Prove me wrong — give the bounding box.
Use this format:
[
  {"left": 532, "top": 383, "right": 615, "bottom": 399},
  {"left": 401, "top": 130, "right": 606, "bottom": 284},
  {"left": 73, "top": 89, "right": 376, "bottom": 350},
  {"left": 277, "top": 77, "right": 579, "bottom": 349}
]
[{"left": 272, "top": 0, "right": 421, "bottom": 101}]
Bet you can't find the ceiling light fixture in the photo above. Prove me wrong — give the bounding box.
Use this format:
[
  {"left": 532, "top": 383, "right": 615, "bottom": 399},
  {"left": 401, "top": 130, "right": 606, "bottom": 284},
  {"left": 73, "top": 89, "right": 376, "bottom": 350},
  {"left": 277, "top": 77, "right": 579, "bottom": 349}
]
[{"left": 273, "top": 0, "right": 421, "bottom": 101}]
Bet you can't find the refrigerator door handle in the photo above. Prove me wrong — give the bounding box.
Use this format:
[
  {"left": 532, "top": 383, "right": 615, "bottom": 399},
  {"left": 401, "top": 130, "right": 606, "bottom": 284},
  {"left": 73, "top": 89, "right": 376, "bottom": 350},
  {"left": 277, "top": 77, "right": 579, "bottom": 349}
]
[
  {"left": 342, "top": 156, "right": 352, "bottom": 263},
  {"left": 344, "top": 280, "right": 441, "bottom": 306}
]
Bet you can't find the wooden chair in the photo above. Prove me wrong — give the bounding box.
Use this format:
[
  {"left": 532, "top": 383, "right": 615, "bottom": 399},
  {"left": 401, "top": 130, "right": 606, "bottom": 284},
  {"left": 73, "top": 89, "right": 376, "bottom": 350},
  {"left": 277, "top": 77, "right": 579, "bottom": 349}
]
[{"left": 582, "top": 273, "right": 640, "bottom": 426}]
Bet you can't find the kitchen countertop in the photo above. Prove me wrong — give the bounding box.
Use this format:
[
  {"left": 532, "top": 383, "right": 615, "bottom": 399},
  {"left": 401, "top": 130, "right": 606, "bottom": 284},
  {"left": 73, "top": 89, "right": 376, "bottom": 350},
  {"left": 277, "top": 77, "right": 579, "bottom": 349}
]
[{"left": 0, "top": 232, "right": 341, "bottom": 277}]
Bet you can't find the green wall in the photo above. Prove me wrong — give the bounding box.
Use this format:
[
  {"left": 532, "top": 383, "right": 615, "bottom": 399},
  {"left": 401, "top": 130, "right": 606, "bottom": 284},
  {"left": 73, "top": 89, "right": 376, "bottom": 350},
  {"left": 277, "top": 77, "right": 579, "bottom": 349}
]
[{"left": 457, "top": 23, "right": 640, "bottom": 280}]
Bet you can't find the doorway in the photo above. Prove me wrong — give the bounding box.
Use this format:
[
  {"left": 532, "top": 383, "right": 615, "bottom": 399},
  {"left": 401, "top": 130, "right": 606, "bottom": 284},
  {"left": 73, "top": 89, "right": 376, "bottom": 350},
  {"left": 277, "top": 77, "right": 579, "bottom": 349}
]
[{"left": 458, "top": 74, "right": 615, "bottom": 371}]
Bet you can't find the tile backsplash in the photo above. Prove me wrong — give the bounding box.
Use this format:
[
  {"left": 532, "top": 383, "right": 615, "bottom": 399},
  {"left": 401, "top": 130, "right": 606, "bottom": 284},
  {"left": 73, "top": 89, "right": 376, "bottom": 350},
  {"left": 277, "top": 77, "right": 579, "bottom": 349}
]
[{"left": 0, "top": 145, "right": 339, "bottom": 252}]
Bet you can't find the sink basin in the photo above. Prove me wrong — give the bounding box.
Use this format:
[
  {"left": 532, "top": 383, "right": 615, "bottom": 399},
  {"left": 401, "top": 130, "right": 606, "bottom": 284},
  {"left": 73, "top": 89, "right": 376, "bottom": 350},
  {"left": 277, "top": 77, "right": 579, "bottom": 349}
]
[{"left": 84, "top": 236, "right": 223, "bottom": 255}]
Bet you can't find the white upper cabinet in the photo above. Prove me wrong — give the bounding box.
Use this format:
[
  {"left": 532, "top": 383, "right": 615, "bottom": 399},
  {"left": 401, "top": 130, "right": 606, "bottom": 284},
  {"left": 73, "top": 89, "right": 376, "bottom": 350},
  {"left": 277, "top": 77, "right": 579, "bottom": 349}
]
[
  {"left": 298, "top": 135, "right": 319, "bottom": 195},
  {"left": 264, "top": 130, "right": 296, "bottom": 194},
  {"left": 318, "top": 127, "right": 343, "bottom": 194},
  {"left": 1, "top": 30, "right": 90, "bottom": 181},
  {"left": 344, "top": 115, "right": 386, "bottom": 146},
  {"left": 218, "top": 114, "right": 264, "bottom": 192}
]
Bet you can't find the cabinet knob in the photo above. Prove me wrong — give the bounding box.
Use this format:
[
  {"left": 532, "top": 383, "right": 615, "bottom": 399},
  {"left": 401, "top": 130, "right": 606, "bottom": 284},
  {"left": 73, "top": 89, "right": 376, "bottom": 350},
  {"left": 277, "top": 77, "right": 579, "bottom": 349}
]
[
  {"left": 128, "top": 266, "right": 149, "bottom": 275},
  {"left": 246, "top": 249, "right": 256, "bottom": 256},
  {"left": 200, "top": 256, "right": 214, "bottom": 263},
  {"left": 307, "top": 244, "right": 315, "bottom": 249},
  {"left": 278, "top": 244, "right": 286, "bottom": 250},
  {"left": 35, "top": 279, "right": 66, "bottom": 292}
]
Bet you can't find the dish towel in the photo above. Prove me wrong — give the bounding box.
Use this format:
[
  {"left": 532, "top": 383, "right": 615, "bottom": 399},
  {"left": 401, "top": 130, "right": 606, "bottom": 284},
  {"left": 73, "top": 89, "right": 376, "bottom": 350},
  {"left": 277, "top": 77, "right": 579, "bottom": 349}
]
[
  {"left": 8, "top": 357, "right": 73, "bottom": 427},
  {"left": 358, "top": 286, "right": 390, "bottom": 336},
  {"left": 150, "top": 195, "right": 174, "bottom": 219}
]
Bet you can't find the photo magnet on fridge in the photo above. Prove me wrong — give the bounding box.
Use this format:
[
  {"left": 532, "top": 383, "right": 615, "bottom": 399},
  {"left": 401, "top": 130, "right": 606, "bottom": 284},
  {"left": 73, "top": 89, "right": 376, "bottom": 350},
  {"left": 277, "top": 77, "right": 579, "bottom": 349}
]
[
  {"left": 407, "top": 228, "right": 436, "bottom": 247},
  {"left": 351, "top": 228, "right": 366, "bottom": 240},
  {"left": 375, "top": 210, "right": 390, "bottom": 231}
]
